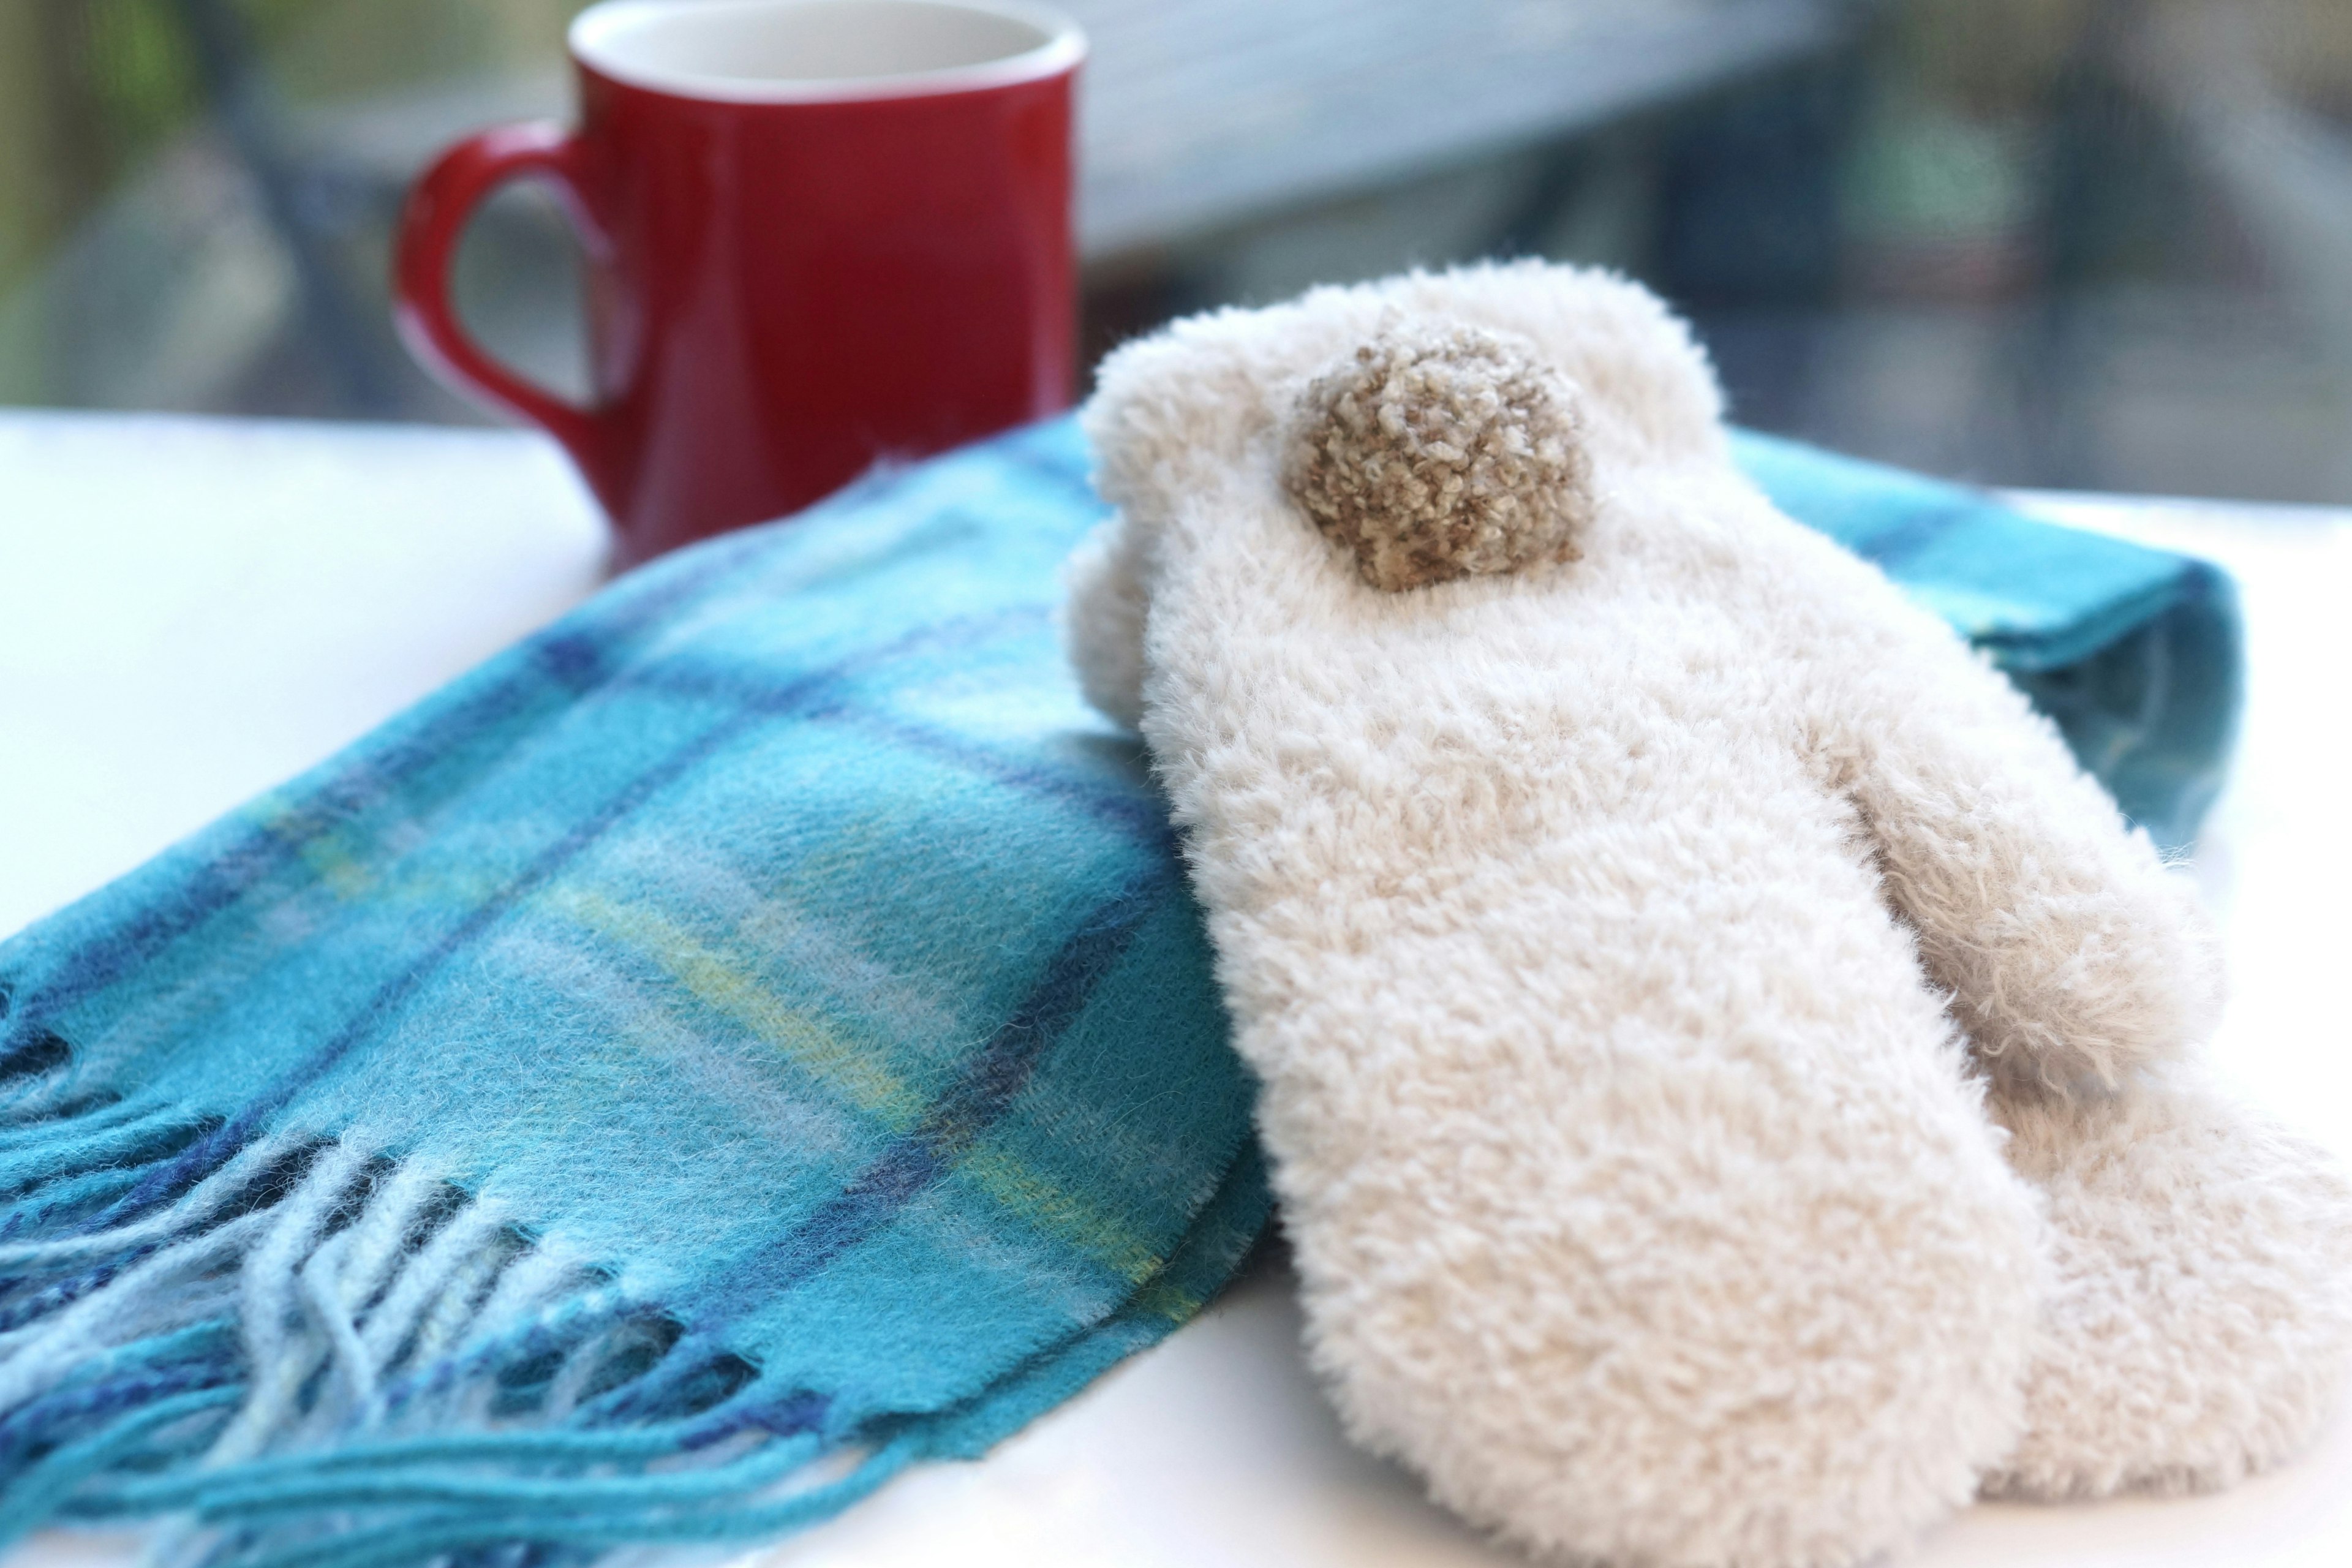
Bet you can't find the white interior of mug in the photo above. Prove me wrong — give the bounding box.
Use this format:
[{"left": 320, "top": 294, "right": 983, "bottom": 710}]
[{"left": 572, "top": 0, "right": 1082, "bottom": 102}]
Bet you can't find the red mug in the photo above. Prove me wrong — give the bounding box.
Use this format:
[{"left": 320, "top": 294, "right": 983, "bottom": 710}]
[{"left": 394, "top": 0, "right": 1082, "bottom": 568}]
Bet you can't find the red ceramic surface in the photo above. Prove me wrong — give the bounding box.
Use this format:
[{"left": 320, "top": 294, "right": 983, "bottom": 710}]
[{"left": 395, "top": 0, "right": 1080, "bottom": 568}]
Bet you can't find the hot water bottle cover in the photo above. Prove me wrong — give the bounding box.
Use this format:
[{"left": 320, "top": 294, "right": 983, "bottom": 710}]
[
  {"left": 0, "top": 430, "right": 1266, "bottom": 1567},
  {"left": 1066, "top": 262, "right": 2352, "bottom": 1568}
]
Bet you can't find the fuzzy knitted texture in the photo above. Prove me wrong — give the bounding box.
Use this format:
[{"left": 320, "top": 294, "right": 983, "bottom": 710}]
[
  {"left": 1726, "top": 431, "right": 2241, "bottom": 854},
  {"left": 1283, "top": 323, "right": 1592, "bottom": 591},
  {"left": 0, "top": 395, "right": 2260, "bottom": 1568},
  {"left": 0, "top": 424, "right": 1266, "bottom": 1568},
  {"left": 1065, "top": 261, "right": 2352, "bottom": 1568}
]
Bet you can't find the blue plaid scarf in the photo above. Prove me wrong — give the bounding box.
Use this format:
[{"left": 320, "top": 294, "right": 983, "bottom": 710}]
[{"left": 0, "top": 415, "right": 2236, "bottom": 1567}]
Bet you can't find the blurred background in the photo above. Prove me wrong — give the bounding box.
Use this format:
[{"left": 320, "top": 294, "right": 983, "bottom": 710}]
[{"left": 3, "top": 0, "right": 2348, "bottom": 500}]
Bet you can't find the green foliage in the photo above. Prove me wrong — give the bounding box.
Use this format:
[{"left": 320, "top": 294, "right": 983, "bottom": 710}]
[
  {"left": 260, "top": 0, "right": 582, "bottom": 103},
  {"left": 73, "top": 1, "right": 203, "bottom": 178}
]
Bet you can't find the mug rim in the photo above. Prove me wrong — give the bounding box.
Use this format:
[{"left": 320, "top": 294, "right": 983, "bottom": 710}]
[{"left": 570, "top": 0, "right": 1084, "bottom": 105}]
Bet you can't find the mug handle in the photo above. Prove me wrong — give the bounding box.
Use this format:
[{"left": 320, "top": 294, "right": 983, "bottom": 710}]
[{"left": 393, "top": 123, "right": 620, "bottom": 499}]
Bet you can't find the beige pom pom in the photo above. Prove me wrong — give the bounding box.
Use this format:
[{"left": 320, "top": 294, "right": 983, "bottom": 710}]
[{"left": 1283, "top": 325, "right": 1594, "bottom": 593}]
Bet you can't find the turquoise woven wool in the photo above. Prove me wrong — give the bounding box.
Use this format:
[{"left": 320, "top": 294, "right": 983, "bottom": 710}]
[
  {"left": 0, "top": 414, "right": 2239, "bottom": 1568},
  {"left": 0, "top": 420, "right": 1263, "bottom": 1568}
]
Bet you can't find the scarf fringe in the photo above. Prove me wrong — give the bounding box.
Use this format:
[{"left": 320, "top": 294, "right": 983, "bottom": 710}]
[{"left": 0, "top": 1071, "right": 896, "bottom": 1568}]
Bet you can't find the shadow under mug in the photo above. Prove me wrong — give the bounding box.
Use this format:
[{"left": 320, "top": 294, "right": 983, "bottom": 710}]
[{"left": 394, "top": 0, "right": 1083, "bottom": 569}]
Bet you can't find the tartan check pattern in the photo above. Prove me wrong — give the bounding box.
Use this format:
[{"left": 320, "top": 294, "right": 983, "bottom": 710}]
[{"left": 0, "top": 415, "right": 2234, "bottom": 1567}]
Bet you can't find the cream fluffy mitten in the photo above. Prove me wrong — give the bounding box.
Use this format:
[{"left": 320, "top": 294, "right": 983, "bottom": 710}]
[{"left": 1062, "top": 261, "right": 2352, "bottom": 1568}]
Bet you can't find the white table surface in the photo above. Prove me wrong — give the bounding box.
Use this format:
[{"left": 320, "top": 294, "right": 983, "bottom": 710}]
[{"left": 2, "top": 409, "right": 2350, "bottom": 1568}]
